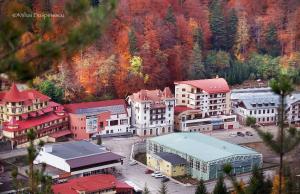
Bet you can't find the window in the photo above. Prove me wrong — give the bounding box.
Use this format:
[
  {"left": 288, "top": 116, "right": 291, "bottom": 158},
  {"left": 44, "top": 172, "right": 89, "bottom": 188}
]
[
  {"left": 150, "top": 129, "right": 153, "bottom": 135},
  {"left": 250, "top": 111, "right": 252, "bottom": 115},
  {"left": 189, "top": 158, "right": 194, "bottom": 168},
  {"left": 99, "top": 122, "right": 104, "bottom": 128},
  {"left": 272, "top": 109, "right": 274, "bottom": 113},
  {"left": 110, "top": 120, "right": 118, "bottom": 126},
  {"left": 182, "top": 94, "right": 185, "bottom": 97},
  {"left": 182, "top": 88, "right": 186, "bottom": 92},
  {"left": 196, "top": 161, "right": 200, "bottom": 170}
]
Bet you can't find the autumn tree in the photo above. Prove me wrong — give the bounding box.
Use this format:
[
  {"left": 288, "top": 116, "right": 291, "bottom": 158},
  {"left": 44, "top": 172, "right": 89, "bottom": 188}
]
[{"left": 234, "top": 12, "right": 249, "bottom": 60}]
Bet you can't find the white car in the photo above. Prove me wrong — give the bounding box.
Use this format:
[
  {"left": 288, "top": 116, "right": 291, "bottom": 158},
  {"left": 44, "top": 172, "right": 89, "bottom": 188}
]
[
  {"left": 154, "top": 174, "right": 164, "bottom": 178},
  {"left": 151, "top": 171, "right": 161, "bottom": 177},
  {"left": 129, "top": 160, "right": 138, "bottom": 166},
  {"left": 229, "top": 132, "right": 237, "bottom": 137}
]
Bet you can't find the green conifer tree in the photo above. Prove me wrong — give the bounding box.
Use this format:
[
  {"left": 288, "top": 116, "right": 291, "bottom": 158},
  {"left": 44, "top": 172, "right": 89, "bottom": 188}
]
[
  {"left": 213, "top": 175, "right": 228, "bottom": 194},
  {"left": 195, "top": 179, "right": 208, "bottom": 194},
  {"left": 209, "top": 0, "right": 227, "bottom": 50},
  {"left": 226, "top": 9, "right": 238, "bottom": 51}
]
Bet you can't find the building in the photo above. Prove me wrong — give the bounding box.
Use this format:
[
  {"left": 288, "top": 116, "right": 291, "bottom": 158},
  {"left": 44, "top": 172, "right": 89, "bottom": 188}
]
[
  {"left": 64, "top": 99, "right": 131, "bottom": 139},
  {"left": 34, "top": 141, "right": 124, "bottom": 181},
  {"left": 174, "top": 78, "right": 238, "bottom": 132},
  {"left": 147, "top": 133, "right": 262, "bottom": 181},
  {"left": 147, "top": 152, "right": 186, "bottom": 177},
  {"left": 52, "top": 174, "right": 133, "bottom": 194},
  {"left": 231, "top": 88, "right": 300, "bottom": 126},
  {"left": 127, "top": 87, "right": 175, "bottom": 136},
  {"left": 0, "top": 84, "right": 69, "bottom": 147}
]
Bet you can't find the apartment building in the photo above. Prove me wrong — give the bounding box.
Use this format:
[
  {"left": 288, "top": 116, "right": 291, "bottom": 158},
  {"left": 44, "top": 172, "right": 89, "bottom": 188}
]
[
  {"left": 174, "top": 78, "right": 238, "bottom": 132},
  {"left": 0, "top": 84, "right": 69, "bottom": 147},
  {"left": 127, "top": 87, "right": 175, "bottom": 136}
]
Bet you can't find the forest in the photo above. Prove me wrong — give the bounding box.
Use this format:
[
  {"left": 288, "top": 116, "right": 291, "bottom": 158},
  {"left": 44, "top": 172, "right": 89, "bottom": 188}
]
[{"left": 2, "top": 0, "right": 300, "bottom": 102}]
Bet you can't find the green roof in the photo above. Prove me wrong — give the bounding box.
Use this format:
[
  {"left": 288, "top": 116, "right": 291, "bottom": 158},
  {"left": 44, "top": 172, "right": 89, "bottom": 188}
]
[{"left": 149, "top": 133, "right": 260, "bottom": 162}]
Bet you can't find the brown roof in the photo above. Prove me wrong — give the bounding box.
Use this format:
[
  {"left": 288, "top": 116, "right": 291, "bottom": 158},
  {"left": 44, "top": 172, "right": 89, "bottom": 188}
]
[
  {"left": 129, "top": 87, "right": 174, "bottom": 102},
  {"left": 66, "top": 152, "right": 124, "bottom": 169},
  {"left": 175, "top": 78, "right": 230, "bottom": 94}
]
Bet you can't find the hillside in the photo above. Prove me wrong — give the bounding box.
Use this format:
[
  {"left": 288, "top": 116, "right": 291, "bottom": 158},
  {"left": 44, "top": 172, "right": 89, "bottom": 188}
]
[{"left": 33, "top": 0, "right": 300, "bottom": 101}]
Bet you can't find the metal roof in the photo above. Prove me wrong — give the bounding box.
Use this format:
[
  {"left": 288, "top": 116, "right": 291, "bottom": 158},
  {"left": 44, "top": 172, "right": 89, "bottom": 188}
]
[
  {"left": 48, "top": 141, "right": 107, "bottom": 159},
  {"left": 76, "top": 104, "right": 126, "bottom": 115},
  {"left": 155, "top": 152, "right": 187, "bottom": 165},
  {"left": 149, "top": 133, "right": 260, "bottom": 162}
]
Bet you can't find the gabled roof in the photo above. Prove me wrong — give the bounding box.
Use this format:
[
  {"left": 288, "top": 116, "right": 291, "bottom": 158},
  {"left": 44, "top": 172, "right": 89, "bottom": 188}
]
[
  {"left": 52, "top": 174, "right": 120, "bottom": 194},
  {"left": 1, "top": 83, "right": 50, "bottom": 103},
  {"left": 150, "top": 133, "right": 261, "bottom": 162},
  {"left": 175, "top": 78, "right": 230, "bottom": 94},
  {"left": 63, "top": 99, "right": 127, "bottom": 115},
  {"left": 129, "top": 87, "right": 174, "bottom": 102}
]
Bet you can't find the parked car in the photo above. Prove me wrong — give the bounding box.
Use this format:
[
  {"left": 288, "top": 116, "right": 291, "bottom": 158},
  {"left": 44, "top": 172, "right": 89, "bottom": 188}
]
[
  {"left": 154, "top": 174, "right": 164, "bottom": 178},
  {"left": 237, "top": 132, "right": 245, "bottom": 137},
  {"left": 229, "top": 132, "right": 237, "bottom": 137},
  {"left": 245, "top": 131, "right": 253, "bottom": 136},
  {"left": 162, "top": 177, "right": 170, "bottom": 182},
  {"left": 129, "top": 160, "right": 138, "bottom": 166},
  {"left": 151, "top": 171, "right": 161, "bottom": 177},
  {"left": 145, "top": 169, "right": 154, "bottom": 174}
]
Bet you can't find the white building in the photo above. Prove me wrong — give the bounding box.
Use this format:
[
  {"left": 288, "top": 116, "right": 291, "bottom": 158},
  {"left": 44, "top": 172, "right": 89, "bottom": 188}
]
[
  {"left": 174, "top": 78, "right": 239, "bottom": 132},
  {"left": 231, "top": 88, "right": 300, "bottom": 126},
  {"left": 127, "top": 87, "right": 175, "bottom": 136},
  {"left": 34, "top": 141, "right": 123, "bottom": 181}
]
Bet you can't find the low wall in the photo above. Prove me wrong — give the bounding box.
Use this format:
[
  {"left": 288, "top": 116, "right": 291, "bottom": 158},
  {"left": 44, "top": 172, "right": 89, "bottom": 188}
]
[{"left": 131, "top": 141, "right": 146, "bottom": 159}]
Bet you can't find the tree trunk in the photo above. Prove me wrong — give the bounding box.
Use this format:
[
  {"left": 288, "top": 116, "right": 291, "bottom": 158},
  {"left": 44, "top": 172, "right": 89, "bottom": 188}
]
[{"left": 279, "top": 94, "right": 285, "bottom": 194}]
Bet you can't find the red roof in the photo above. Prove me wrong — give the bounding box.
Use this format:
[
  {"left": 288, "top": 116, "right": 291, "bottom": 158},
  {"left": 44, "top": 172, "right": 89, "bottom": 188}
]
[
  {"left": 3, "top": 112, "right": 66, "bottom": 132},
  {"left": 64, "top": 99, "right": 126, "bottom": 114},
  {"left": 52, "top": 174, "right": 132, "bottom": 194},
  {"left": 49, "top": 130, "right": 71, "bottom": 138},
  {"left": 1, "top": 83, "right": 50, "bottom": 103},
  {"left": 175, "top": 78, "right": 230, "bottom": 94},
  {"left": 174, "top": 106, "right": 193, "bottom": 114}
]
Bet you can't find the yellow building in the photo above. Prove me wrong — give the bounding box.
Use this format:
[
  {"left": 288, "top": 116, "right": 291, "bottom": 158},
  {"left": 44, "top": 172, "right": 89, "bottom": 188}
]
[{"left": 147, "top": 152, "right": 186, "bottom": 177}]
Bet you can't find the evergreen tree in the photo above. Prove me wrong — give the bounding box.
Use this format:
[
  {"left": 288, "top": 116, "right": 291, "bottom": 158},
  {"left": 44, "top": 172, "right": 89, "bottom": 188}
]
[
  {"left": 158, "top": 181, "right": 168, "bottom": 194},
  {"left": 247, "top": 166, "right": 272, "bottom": 194},
  {"left": 26, "top": 128, "right": 52, "bottom": 194},
  {"left": 96, "top": 135, "right": 102, "bottom": 145},
  {"left": 193, "top": 27, "right": 204, "bottom": 49},
  {"left": 213, "top": 175, "right": 228, "bottom": 194},
  {"left": 265, "top": 23, "right": 281, "bottom": 57},
  {"left": 38, "top": 80, "right": 64, "bottom": 103},
  {"left": 128, "top": 28, "right": 138, "bottom": 55},
  {"left": 226, "top": 9, "right": 238, "bottom": 51},
  {"left": 255, "top": 72, "right": 300, "bottom": 194},
  {"left": 188, "top": 43, "right": 205, "bottom": 79},
  {"left": 195, "top": 179, "right": 207, "bottom": 194},
  {"left": 165, "top": 5, "right": 176, "bottom": 24},
  {"left": 143, "top": 183, "right": 151, "bottom": 194},
  {"left": 209, "top": 0, "right": 227, "bottom": 50}
]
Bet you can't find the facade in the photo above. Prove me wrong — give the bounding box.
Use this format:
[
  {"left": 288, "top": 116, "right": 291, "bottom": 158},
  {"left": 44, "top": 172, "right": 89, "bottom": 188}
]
[
  {"left": 147, "top": 152, "right": 186, "bottom": 177},
  {"left": 0, "top": 84, "right": 69, "bottom": 147},
  {"left": 127, "top": 87, "right": 175, "bottom": 136},
  {"left": 147, "top": 133, "right": 262, "bottom": 181},
  {"left": 34, "top": 141, "right": 124, "bottom": 181},
  {"left": 231, "top": 88, "right": 300, "bottom": 126},
  {"left": 64, "top": 99, "right": 131, "bottom": 139},
  {"left": 52, "top": 174, "right": 133, "bottom": 194},
  {"left": 174, "top": 78, "right": 239, "bottom": 132}
]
